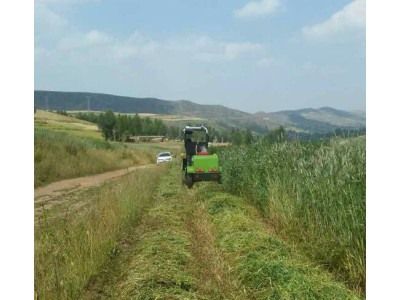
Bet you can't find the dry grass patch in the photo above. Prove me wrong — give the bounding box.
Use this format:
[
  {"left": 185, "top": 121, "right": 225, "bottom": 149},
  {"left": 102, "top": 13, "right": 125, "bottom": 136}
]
[{"left": 34, "top": 128, "right": 156, "bottom": 187}]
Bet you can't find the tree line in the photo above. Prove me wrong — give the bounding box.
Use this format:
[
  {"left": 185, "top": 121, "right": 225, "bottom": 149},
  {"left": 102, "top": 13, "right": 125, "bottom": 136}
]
[
  {"left": 64, "top": 110, "right": 365, "bottom": 144},
  {"left": 74, "top": 110, "right": 181, "bottom": 141}
]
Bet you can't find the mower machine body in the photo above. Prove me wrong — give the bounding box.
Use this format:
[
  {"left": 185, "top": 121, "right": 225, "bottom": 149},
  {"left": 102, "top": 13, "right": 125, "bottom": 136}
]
[{"left": 182, "top": 126, "right": 222, "bottom": 188}]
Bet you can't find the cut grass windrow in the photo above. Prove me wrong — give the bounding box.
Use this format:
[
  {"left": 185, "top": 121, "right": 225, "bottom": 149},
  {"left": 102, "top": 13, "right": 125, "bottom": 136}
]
[
  {"left": 87, "top": 162, "right": 243, "bottom": 299},
  {"left": 113, "top": 163, "right": 201, "bottom": 299},
  {"left": 193, "top": 182, "right": 362, "bottom": 299},
  {"left": 90, "top": 162, "right": 361, "bottom": 299}
]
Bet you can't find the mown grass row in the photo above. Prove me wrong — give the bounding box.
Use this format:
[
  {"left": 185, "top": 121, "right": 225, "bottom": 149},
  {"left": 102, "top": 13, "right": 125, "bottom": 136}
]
[
  {"left": 96, "top": 162, "right": 359, "bottom": 299},
  {"left": 112, "top": 162, "right": 201, "bottom": 299},
  {"left": 194, "top": 183, "right": 360, "bottom": 299},
  {"left": 34, "top": 166, "right": 166, "bottom": 299},
  {"left": 217, "top": 137, "right": 366, "bottom": 292},
  {"left": 34, "top": 127, "right": 155, "bottom": 187}
]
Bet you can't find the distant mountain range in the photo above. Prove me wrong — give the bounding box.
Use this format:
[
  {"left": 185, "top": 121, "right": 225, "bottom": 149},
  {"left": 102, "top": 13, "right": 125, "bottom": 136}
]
[{"left": 34, "top": 90, "right": 365, "bottom": 134}]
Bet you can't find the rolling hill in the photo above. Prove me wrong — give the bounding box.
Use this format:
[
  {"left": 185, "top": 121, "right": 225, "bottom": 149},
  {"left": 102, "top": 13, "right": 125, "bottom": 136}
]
[
  {"left": 34, "top": 90, "right": 248, "bottom": 118},
  {"left": 254, "top": 107, "right": 366, "bottom": 133},
  {"left": 34, "top": 90, "right": 365, "bottom": 134}
]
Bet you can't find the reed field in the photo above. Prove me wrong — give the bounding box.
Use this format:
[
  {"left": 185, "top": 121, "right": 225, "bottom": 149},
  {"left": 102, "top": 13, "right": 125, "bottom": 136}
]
[{"left": 217, "top": 136, "right": 366, "bottom": 292}]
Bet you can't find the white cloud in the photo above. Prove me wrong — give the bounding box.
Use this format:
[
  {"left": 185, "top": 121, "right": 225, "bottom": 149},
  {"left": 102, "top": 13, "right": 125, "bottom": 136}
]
[
  {"left": 234, "top": 0, "right": 282, "bottom": 18},
  {"left": 256, "top": 57, "right": 280, "bottom": 68},
  {"left": 53, "top": 29, "right": 265, "bottom": 64},
  {"left": 111, "top": 32, "right": 159, "bottom": 59},
  {"left": 225, "top": 42, "right": 263, "bottom": 59},
  {"left": 302, "top": 0, "right": 365, "bottom": 40},
  {"left": 164, "top": 36, "right": 265, "bottom": 62},
  {"left": 35, "top": 3, "right": 68, "bottom": 29},
  {"left": 58, "top": 30, "right": 112, "bottom": 49}
]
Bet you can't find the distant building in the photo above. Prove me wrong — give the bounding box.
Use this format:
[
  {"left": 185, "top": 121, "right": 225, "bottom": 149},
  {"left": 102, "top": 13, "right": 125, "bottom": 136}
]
[{"left": 126, "top": 135, "right": 166, "bottom": 143}]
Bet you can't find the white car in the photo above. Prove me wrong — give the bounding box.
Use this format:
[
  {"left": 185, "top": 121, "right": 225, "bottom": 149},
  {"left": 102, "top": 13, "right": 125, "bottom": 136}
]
[{"left": 157, "top": 152, "right": 173, "bottom": 165}]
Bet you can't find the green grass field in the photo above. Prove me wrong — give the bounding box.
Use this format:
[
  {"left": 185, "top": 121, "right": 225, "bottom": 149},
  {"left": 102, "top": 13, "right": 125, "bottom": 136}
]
[
  {"left": 34, "top": 109, "right": 365, "bottom": 298},
  {"left": 35, "top": 148, "right": 364, "bottom": 299}
]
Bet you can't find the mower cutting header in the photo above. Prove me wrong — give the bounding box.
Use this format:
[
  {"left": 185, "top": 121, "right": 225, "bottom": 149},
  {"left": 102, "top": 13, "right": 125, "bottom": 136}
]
[{"left": 182, "top": 125, "right": 222, "bottom": 188}]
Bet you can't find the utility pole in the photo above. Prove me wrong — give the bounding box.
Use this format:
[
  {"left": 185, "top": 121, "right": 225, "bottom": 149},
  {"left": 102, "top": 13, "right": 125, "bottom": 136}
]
[
  {"left": 45, "top": 96, "right": 49, "bottom": 111},
  {"left": 86, "top": 95, "right": 91, "bottom": 111}
]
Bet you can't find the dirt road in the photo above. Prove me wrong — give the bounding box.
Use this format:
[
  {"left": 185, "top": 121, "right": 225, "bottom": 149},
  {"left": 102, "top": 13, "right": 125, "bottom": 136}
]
[{"left": 34, "top": 164, "right": 155, "bottom": 203}]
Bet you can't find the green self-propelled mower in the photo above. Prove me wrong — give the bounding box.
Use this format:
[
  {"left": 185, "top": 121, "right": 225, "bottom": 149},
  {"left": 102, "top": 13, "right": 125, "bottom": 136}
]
[{"left": 182, "top": 125, "right": 222, "bottom": 188}]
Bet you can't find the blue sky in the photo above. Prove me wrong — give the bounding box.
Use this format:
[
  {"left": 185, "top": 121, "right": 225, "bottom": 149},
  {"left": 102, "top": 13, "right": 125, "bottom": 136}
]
[{"left": 35, "top": 0, "right": 365, "bottom": 113}]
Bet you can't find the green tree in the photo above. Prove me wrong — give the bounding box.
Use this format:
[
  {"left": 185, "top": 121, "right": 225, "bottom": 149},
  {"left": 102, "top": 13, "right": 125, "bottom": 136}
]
[
  {"left": 115, "top": 114, "right": 132, "bottom": 141},
  {"left": 265, "top": 126, "right": 288, "bottom": 143},
  {"left": 244, "top": 129, "right": 254, "bottom": 145},
  {"left": 132, "top": 113, "right": 142, "bottom": 135},
  {"left": 230, "top": 129, "right": 243, "bottom": 146},
  {"left": 98, "top": 110, "right": 117, "bottom": 141}
]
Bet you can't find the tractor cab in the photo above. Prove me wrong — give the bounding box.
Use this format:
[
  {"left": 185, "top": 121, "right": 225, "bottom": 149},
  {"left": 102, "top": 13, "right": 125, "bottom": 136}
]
[
  {"left": 182, "top": 126, "right": 222, "bottom": 188},
  {"left": 183, "top": 125, "right": 209, "bottom": 159}
]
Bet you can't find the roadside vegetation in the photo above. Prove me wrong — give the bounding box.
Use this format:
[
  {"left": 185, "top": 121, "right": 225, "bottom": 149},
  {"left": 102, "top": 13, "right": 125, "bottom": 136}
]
[
  {"left": 218, "top": 136, "right": 366, "bottom": 292},
  {"left": 34, "top": 127, "right": 155, "bottom": 187},
  {"left": 34, "top": 166, "right": 166, "bottom": 299},
  {"left": 84, "top": 163, "right": 360, "bottom": 299}
]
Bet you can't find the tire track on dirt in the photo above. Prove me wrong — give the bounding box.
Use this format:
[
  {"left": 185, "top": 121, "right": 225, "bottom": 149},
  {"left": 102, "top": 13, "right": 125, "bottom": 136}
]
[{"left": 34, "top": 164, "right": 155, "bottom": 207}]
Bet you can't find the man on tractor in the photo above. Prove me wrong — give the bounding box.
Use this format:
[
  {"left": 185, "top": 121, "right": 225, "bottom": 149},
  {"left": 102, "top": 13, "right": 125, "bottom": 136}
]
[{"left": 182, "top": 125, "right": 222, "bottom": 188}]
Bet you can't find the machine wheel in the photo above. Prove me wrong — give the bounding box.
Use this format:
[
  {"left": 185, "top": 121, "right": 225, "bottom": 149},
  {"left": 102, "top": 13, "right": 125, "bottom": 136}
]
[
  {"left": 185, "top": 174, "right": 193, "bottom": 189},
  {"left": 182, "top": 172, "right": 186, "bottom": 185},
  {"left": 218, "top": 174, "right": 222, "bottom": 184}
]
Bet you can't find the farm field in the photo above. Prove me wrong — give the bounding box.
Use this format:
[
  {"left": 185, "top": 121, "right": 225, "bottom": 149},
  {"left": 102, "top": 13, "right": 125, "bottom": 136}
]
[
  {"left": 34, "top": 110, "right": 180, "bottom": 187},
  {"left": 35, "top": 160, "right": 362, "bottom": 299},
  {"left": 34, "top": 110, "right": 365, "bottom": 298},
  {"left": 35, "top": 109, "right": 102, "bottom": 139}
]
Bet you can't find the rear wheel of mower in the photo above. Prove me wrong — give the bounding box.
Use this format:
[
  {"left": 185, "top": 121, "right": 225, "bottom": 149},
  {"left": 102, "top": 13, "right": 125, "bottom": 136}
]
[{"left": 185, "top": 174, "right": 193, "bottom": 189}]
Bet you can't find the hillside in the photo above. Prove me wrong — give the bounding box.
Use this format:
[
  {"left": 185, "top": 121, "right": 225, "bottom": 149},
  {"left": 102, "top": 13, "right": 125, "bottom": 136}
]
[
  {"left": 34, "top": 90, "right": 365, "bottom": 134},
  {"left": 34, "top": 90, "right": 248, "bottom": 119},
  {"left": 254, "top": 107, "right": 366, "bottom": 133}
]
